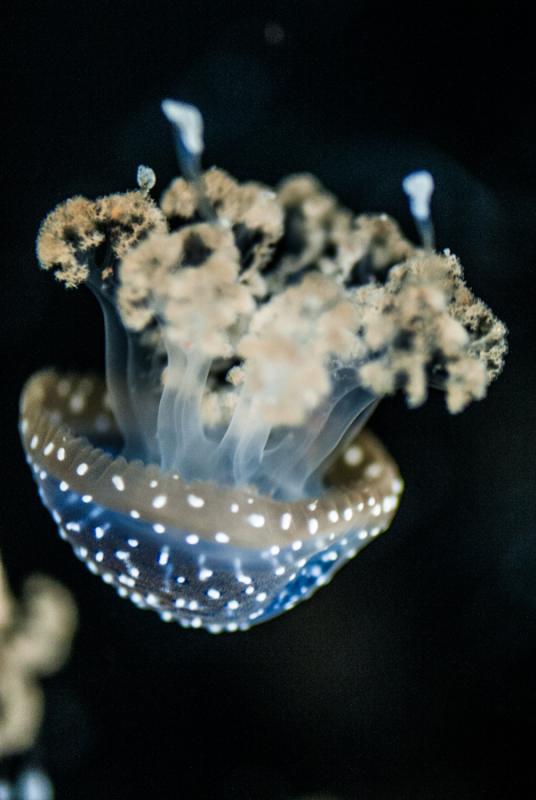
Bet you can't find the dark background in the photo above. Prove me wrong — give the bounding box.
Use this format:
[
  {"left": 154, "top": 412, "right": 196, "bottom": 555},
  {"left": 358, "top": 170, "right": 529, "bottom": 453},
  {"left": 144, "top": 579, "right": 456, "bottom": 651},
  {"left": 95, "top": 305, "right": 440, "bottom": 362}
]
[{"left": 2, "top": 2, "right": 535, "bottom": 798}]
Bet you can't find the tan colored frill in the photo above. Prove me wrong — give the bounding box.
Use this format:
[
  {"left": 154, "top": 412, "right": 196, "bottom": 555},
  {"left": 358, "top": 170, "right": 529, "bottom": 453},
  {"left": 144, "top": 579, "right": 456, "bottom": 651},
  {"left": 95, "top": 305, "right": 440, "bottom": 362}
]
[
  {"left": 37, "top": 191, "right": 166, "bottom": 288},
  {"left": 237, "top": 273, "right": 362, "bottom": 425},
  {"left": 275, "top": 174, "right": 415, "bottom": 284},
  {"left": 119, "top": 224, "right": 255, "bottom": 357},
  {"left": 353, "top": 214, "right": 415, "bottom": 271},
  {"left": 355, "top": 252, "right": 507, "bottom": 412},
  {"left": 161, "top": 168, "right": 283, "bottom": 273},
  {"left": 276, "top": 174, "right": 340, "bottom": 275},
  {"left": 36, "top": 165, "right": 507, "bottom": 426}
]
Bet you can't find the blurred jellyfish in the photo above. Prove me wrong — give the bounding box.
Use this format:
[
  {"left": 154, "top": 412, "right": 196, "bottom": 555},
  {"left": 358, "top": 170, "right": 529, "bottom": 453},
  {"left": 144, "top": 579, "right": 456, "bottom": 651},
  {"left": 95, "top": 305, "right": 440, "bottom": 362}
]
[
  {"left": 16, "top": 769, "right": 54, "bottom": 800},
  {"left": 0, "top": 552, "right": 76, "bottom": 800},
  {"left": 0, "top": 554, "right": 77, "bottom": 757},
  {"left": 0, "top": 769, "right": 54, "bottom": 800},
  {"left": 19, "top": 102, "right": 507, "bottom": 631}
]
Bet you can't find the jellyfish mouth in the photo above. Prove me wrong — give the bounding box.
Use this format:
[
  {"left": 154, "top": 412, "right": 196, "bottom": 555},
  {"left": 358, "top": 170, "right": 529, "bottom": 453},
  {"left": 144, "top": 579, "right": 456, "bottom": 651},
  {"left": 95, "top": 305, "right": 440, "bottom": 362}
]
[{"left": 20, "top": 369, "right": 403, "bottom": 549}]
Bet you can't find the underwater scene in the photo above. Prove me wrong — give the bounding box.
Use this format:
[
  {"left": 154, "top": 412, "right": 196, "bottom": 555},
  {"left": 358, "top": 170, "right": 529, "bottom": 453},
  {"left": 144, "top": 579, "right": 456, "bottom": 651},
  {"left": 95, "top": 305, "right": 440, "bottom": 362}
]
[{"left": 2, "top": 3, "right": 535, "bottom": 798}]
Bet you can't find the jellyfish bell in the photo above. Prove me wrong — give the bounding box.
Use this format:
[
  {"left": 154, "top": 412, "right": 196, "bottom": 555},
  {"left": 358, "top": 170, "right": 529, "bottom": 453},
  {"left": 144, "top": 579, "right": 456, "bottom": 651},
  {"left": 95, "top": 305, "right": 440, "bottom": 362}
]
[
  {"left": 20, "top": 370, "right": 401, "bottom": 631},
  {"left": 20, "top": 101, "right": 507, "bottom": 631}
]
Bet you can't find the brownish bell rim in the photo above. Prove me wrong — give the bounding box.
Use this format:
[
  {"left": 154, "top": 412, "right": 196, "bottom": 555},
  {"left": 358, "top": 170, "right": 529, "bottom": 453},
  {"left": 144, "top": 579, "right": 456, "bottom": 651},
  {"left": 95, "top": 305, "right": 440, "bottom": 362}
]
[{"left": 20, "top": 370, "right": 403, "bottom": 549}]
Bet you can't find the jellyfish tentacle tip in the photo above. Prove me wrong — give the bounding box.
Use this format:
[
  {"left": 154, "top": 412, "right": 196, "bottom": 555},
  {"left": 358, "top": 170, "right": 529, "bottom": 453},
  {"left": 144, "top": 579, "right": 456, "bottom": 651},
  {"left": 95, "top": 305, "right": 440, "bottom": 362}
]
[
  {"left": 402, "top": 170, "right": 434, "bottom": 221},
  {"left": 22, "top": 102, "right": 507, "bottom": 631},
  {"left": 161, "top": 99, "right": 204, "bottom": 157},
  {"left": 402, "top": 169, "right": 435, "bottom": 250},
  {"left": 137, "top": 165, "right": 156, "bottom": 194}
]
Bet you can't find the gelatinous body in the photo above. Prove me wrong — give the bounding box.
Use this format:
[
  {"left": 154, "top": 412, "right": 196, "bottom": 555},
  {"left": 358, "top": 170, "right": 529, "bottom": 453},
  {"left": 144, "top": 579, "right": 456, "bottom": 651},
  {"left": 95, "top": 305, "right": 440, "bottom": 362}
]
[
  {"left": 20, "top": 371, "right": 401, "bottom": 631},
  {"left": 20, "top": 103, "right": 507, "bottom": 631}
]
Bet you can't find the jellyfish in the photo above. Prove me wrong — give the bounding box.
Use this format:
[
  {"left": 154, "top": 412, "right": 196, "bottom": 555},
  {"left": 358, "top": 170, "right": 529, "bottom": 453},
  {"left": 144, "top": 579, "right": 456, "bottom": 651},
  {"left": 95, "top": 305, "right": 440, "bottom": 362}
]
[
  {"left": 0, "top": 551, "right": 76, "bottom": 760},
  {"left": 19, "top": 101, "right": 507, "bottom": 632}
]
